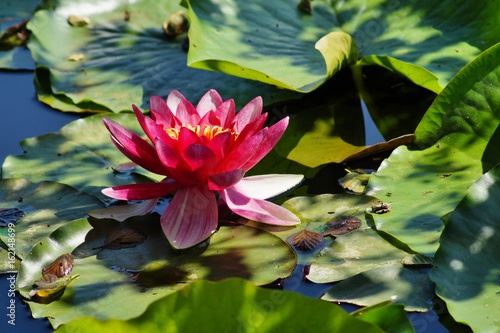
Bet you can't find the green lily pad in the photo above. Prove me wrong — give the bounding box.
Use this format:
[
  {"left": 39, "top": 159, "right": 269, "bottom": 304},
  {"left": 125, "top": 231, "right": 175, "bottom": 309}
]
[
  {"left": 27, "top": 0, "right": 299, "bottom": 113},
  {"left": 17, "top": 215, "right": 296, "bottom": 328},
  {"left": 365, "top": 43, "right": 500, "bottom": 256},
  {"left": 323, "top": 266, "right": 435, "bottom": 312},
  {"left": 353, "top": 303, "right": 415, "bottom": 333},
  {"left": 187, "top": 0, "right": 497, "bottom": 94},
  {"left": 2, "top": 113, "right": 160, "bottom": 201},
  {"left": 430, "top": 164, "right": 500, "bottom": 332},
  {"left": 52, "top": 277, "right": 408, "bottom": 333},
  {"left": 0, "top": 0, "right": 38, "bottom": 69},
  {"left": 307, "top": 228, "right": 410, "bottom": 283},
  {"left": 0, "top": 179, "right": 103, "bottom": 261},
  {"left": 186, "top": 0, "right": 358, "bottom": 92}
]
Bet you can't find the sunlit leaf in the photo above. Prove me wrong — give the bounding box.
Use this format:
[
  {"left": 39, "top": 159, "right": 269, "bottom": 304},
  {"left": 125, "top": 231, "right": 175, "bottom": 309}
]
[
  {"left": 0, "top": 179, "right": 103, "bottom": 260},
  {"left": 29, "top": 274, "right": 80, "bottom": 304},
  {"left": 187, "top": 0, "right": 497, "bottom": 93},
  {"left": 365, "top": 43, "right": 500, "bottom": 256},
  {"left": 27, "top": 0, "right": 298, "bottom": 113},
  {"left": 53, "top": 278, "right": 391, "bottom": 333},
  {"left": 430, "top": 163, "right": 500, "bottom": 332}
]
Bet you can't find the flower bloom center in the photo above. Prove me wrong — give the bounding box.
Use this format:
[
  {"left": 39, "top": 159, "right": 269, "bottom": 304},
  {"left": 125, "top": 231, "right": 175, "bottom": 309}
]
[{"left": 166, "top": 124, "right": 238, "bottom": 141}]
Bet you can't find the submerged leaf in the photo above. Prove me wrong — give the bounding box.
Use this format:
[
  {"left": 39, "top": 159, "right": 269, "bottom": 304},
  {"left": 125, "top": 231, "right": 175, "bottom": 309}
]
[
  {"left": 290, "top": 229, "right": 324, "bottom": 252},
  {"left": 94, "top": 227, "right": 147, "bottom": 250},
  {"left": 322, "top": 216, "right": 362, "bottom": 237}
]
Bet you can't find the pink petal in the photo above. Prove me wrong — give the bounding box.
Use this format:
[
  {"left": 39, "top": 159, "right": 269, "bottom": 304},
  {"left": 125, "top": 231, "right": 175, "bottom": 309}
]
[
  {"left": 183, "top": 144, "right": 217, "bottom": 172},
  {"left": 234, "top": 96, "right": 263, "bottom": 132},
  {"left": 217, "top": 130, "right": 265, "bottom": 173},
  {"left": 102, "top": 180, "right": 181, "bottom": 200},
  {"left": 206, "top": 131, "right": 232, "bottom": 161},
  {"left": 176, "top": 99, "right": 201, "bottom": 126},
  {"left": 241, "top": 117, "right": 289, "bottom": 171},
  {"left": 215, "top": 99, "right": 236, "bottom": 128},
  {"left": 149, "top": 96, "right": 175, "bottom": 128},
  {"left": 132, "top": 104, "right": 170, "bottom": 143},
  {"left": 89, "top": 198, "right": 159, "bottom": 221},
  {"left": 103, "top": 118, "right": 166, "bottom": 175},
  {"left": 208, "top": 169, "right": 246, "bottom": 191},
  {"left": 199, "top": 110, "right": 221, "bottom": 129},
  {"left": 161, "top": 186, "right": 218, "bottom": 249},
  {"left": 232, "top": 174, "right": 304, "bottom": 200},
  {"left": 166, "top": 90, "right": 187, "bottom": 116},
  {"left": 196, "top": 89, "right": 223, "bottom": 117},
  {"left": 220, "top": 187, "right": 300, "bottom": 225},
  {"left": 155, "top": 138, "right": 193, "bottom": 185}
]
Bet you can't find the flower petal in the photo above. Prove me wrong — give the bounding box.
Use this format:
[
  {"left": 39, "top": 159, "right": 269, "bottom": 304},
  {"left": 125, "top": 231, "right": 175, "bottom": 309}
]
[
  {"left": 232, "top": 174, "right": 304, "bottom": 200},
  {"left": 132, "top": 104, "right": 170, "bottom": 143},
  {"left": 166, "top": 90, "right": 187, "bottom": 116},
  {"left": 217, "top": 130, "right": 265, "bottom": 173},
  {"left": 149, "top": 95, "right": 175, "bottom": 128},
  {"left": 176, "top": 99, "right": 201, "bottom": 125},
  {"left": 196, "top": 89, "right": 223, "bottom": 117},
  {"left": 103, "top": 118, "right": 166, "bottom": 175},
  {"left": 241, "top": 117, "right": 289, "bottom": 171},
  {"left": 102, "top": 179, "right": 181, "bottom": 200},
  {"left": 89, "top": 199, "right": 159, "bottom": 222},
  {"left": 234, "top": 96, "right": 263, "bottom": 132},
  {"left": 215, "top": 99, "right": 236, "bottom": 128},
  {"left": 220, "top": 187, "right": 300, "bottom": 225},
  {"left": 208, "top": 169, "right": 246, "bottom": 191},
  {"left": 161, "top": 186, "right": 218, "bottom": 249}
]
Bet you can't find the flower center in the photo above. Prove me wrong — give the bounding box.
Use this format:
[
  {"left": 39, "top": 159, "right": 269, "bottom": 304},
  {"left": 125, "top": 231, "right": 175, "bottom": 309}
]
[{"left": 166, "top": 124, "right": 238, "bottom": 140}]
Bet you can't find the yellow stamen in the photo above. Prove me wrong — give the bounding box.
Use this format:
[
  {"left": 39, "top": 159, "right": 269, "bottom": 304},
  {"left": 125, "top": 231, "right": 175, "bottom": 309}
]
[{"left": 166, "top": 125, "right": 238, "bottom": 140}]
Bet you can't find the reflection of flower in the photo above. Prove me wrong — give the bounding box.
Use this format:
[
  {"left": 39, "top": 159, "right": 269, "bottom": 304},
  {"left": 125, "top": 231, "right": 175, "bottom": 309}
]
[{"left": 100, "top": 89, "right": 302, "bottom": 249}]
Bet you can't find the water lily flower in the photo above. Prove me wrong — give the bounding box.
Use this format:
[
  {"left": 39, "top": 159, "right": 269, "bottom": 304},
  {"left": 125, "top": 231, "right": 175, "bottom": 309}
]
[{"left": 98, "top": 89, "right": 303, "bottom": 249}]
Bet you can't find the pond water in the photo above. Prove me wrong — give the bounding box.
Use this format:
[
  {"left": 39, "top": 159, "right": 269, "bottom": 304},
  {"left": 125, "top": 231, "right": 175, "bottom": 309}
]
[{"left": 0, "top": 71, "right": 450, "bottom": 332}]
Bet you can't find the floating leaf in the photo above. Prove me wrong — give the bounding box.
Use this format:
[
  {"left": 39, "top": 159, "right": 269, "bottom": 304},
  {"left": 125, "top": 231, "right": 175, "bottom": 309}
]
[
  {"left": 402, "top": 254, "right": 433, "bottom": 268},
  {"left": 340, "top": 170, "right": 370, "bottom": 194},
  {"left": 0, "top": 179, "right": 103, "bottom": 260},
  {"left": 17, "top": 215, "right": 296, "bottom": 328},
  {"left": 365, "top": 43, "right": 500, "bottom": 256},
  {"left": 323, "top": 266, "right": 435, "bottom": 312},
  {"left": 322, "top": 216, "right": 362, "bottom": 237},
  {"left": 430, "top": 163, "right": 500, "bottom": 332},
  {"left": 27, "top": 0, "right": 298, "bottom": 113},
  {"left": 53, "top": 278, "right": 397, "bottom": 333},
  {"left": 42, "top": 253, "right": 75, "bottom": 278}
]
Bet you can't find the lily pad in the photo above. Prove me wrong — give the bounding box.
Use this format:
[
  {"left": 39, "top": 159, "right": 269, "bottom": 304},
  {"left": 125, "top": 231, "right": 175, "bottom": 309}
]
[
  {"left": 322, "top": 266, "right": 435, "bottom": 312},
  {"left": 353, "top": 303, "right": 415, "bottom": 333},
  {"left": 365, "top": 43, "right": 500, "bottom": 256},
  {"left": 2, "top": 113, "right": 160, "bottom": 201},
  {"left": 187, "top": 0, "right": 498, "bottom": 93},
  {"left": 52, "top": 278, "right": 405, "bottom": 333},
  {"left": 0, "top": 0, "right": 38, "bottom": 69},
  {"left": 17, "top": 215, "right": 296, "bottom": 328},
  {"left": 0, "top": 178, "right": 103, "bottom": 260},
  {"left": 307, "top": 228, "right": 410, "bottom": 283},
  {"left": 430, "top": 163, "right": 500, "bottom": 332},
  {"left": 27, "top": 0, "right": 299, "bottom": 113}
]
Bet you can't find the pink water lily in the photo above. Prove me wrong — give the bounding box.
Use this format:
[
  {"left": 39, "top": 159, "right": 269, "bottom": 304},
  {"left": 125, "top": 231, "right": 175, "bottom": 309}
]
[{"left": 98, "top": 89, "right": 302, "bottom": 249}]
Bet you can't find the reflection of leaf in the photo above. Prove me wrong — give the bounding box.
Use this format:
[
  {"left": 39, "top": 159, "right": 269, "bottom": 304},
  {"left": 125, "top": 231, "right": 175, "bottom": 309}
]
[{"left": 42, "top": 253, "right": 75, "bottom": 278}]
